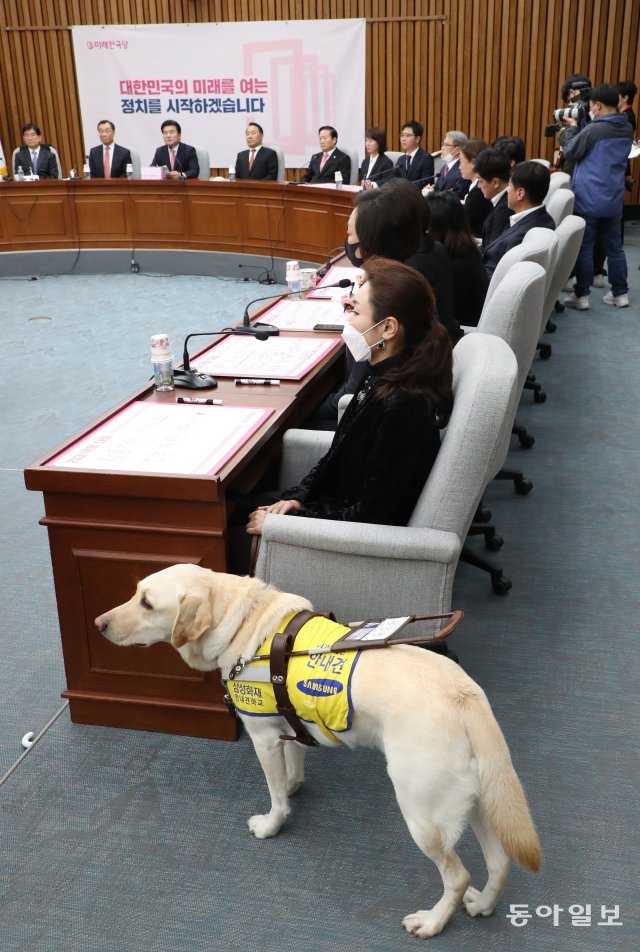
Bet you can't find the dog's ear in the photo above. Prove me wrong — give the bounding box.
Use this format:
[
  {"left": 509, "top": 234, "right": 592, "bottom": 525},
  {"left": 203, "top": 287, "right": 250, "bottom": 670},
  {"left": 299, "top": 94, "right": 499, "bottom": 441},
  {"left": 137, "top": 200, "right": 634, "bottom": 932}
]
[{"left": 171, "top": 588, "right": 213, "bottom": 648}]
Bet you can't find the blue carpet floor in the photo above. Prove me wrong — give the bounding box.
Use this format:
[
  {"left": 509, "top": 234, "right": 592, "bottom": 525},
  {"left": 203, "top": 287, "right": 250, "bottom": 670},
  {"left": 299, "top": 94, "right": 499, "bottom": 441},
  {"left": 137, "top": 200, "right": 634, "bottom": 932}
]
[{"left": 1, "top": 241, "right": 639, "bottom": 950}]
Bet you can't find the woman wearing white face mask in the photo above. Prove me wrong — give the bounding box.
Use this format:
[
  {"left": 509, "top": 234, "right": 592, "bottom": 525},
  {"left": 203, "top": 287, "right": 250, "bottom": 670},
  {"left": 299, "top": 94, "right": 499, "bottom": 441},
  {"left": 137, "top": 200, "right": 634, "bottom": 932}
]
[{"left": 244, "top": 257, "right": 453, "bottom": 537}]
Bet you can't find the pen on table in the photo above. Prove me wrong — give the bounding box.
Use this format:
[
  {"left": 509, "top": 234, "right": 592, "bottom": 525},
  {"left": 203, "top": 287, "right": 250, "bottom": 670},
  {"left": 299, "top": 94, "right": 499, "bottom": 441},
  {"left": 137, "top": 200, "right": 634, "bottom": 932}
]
[
  {"left": 177, "top": 397, "right": 223, "bottom": 405},
  {"left": 235, "top": 378, "right": 281, "bottom": 386}
]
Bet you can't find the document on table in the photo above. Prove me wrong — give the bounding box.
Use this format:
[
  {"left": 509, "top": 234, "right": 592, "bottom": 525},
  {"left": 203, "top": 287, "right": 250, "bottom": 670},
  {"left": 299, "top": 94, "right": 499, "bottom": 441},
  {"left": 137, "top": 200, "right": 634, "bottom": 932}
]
[
  {"left": 308, "top": 264, "right": 363, "bottom": 299},
  {"left": 194, "top": 334, "right": 341, "bottom": 379},
  {"left": 45, "top": 402, "right": 275, "bottom": 475},
  {"left": 264, "top": 298, "right": 346, "bottom": 331}
]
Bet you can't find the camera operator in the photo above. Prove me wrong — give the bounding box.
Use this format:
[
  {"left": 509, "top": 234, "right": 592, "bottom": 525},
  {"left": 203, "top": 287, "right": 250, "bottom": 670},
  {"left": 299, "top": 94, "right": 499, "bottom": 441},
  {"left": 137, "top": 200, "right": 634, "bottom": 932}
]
[
  {"left": 562, "top": 84, "right": 632, "bottom": 310},
  {"left": 551, "top": 74, "right": 592, "bottom": 173}
]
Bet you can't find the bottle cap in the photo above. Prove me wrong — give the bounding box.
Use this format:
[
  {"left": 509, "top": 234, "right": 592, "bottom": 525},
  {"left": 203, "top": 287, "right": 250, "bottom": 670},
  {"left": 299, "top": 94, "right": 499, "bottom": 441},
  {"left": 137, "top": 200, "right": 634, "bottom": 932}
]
[{"left": 150, "top": 333, "right": 173, "bottom": 363}]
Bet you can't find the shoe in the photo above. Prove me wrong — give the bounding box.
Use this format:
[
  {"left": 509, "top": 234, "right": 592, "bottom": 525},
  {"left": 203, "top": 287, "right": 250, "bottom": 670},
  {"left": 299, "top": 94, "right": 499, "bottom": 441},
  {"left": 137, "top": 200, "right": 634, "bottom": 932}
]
[
  {"left": 563, "top": 293, "right": 590, "bottom": 310},
  {"left": 603, "top": 291, "right": 629, "bottom": 307},
  {"left": 592, "top": 274, "right": 605, "bottom": 288},
  {"left": 562, "top": 281, "right": 575, "bottom": 293}
]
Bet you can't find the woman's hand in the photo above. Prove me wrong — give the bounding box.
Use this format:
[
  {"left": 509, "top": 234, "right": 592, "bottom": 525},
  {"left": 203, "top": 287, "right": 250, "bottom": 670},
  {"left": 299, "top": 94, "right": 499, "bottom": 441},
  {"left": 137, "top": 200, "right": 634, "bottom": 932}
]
[{"left": 246, "top": 499, "right": 302, "bottom": 535}]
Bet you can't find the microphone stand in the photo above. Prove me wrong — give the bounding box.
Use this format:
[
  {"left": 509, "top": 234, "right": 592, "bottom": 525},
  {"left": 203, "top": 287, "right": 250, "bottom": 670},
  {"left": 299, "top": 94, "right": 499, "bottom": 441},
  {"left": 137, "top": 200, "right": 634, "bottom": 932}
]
[{"left": 173, "top": 327, "right": 270, "bottom": 389}]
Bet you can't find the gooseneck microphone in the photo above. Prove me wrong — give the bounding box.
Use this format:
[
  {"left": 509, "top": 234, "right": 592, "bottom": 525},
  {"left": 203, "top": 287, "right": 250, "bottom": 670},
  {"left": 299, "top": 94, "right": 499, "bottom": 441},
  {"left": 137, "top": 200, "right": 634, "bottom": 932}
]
[
  {"left": 174, "top": 327, "right": 271, "bottom": 389},
  {"left": 317, "top": 246, "right": 348, "bottom": 278}
]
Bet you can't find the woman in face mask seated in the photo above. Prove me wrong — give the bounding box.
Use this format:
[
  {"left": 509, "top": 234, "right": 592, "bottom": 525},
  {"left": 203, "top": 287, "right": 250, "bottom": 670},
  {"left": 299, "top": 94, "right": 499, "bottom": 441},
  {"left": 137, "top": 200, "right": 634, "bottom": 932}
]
[{"left": 244, "top": 256, "right": 453, "bottom": 538}]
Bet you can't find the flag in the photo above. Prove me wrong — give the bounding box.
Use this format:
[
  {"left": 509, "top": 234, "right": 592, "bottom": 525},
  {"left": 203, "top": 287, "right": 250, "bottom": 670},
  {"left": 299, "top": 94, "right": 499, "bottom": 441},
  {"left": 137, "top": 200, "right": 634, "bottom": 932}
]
[{"left": 0, "top": 138, "right": 8, "bottom": 179}]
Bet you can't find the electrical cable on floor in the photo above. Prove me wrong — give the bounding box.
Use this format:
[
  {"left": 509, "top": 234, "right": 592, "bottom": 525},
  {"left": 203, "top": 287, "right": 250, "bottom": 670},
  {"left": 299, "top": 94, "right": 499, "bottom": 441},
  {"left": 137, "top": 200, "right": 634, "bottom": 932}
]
[{"left": 0, "top": 700, "right": 69, "bottom": 788}]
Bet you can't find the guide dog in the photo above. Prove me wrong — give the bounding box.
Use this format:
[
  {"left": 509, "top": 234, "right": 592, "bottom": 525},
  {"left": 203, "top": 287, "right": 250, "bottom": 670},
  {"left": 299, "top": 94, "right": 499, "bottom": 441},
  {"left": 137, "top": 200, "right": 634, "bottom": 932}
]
[{"left": 96, "top": 563, "right": 541, "bottom": 939}]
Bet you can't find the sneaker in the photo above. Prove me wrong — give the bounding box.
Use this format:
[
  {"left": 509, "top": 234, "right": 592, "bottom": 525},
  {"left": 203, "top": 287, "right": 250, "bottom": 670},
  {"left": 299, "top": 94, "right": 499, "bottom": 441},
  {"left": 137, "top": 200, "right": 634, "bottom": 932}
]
[
  {"left": 563, "top": 293, "right": 590, "bottom": 310},
  {"left": 562, "top": 281, "right": 575, "bottom": 293},
  {"left": 592, "top": 274, "right": 605, "bottom": 288},
  {"left": 603, "top": 291, "right": 629, "bottom": 307}
]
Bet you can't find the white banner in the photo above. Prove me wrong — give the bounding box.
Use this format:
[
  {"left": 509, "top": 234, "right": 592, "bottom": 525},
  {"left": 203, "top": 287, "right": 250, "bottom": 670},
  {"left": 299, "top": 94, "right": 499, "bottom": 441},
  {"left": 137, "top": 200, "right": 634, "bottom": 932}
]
[{"left": 71, "top": 21, "right": 365, "bottom": 173}]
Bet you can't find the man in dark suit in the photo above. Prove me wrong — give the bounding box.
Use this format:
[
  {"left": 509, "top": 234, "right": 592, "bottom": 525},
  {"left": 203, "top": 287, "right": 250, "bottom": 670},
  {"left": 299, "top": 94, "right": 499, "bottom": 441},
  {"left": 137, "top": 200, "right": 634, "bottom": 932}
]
[
  {"left": 394, "top": 120, "right": 434, "bottom": 187},
  {"left": 430, "top": 130, "right": 470, "bottom": 199},
  {"left": 302, "top": 126, "right": 351, "bottom": 184},
  {"left": 150, "top": 120, "right": 199, "bottom": 179},
  {"left": 89, "top": 120, "right": 132, "bottom": 178},
  {"left": 14, "top": 123, "right": 58, "bottom": 178},
  {"left": 482, "top": 161, "right": 555, "bottom": 277},
  {"left": 235, "top": 123, "right": 278, "bottom": 180},
  {"left": 475, "top": 148, "right": 513, "bottom": 247}
]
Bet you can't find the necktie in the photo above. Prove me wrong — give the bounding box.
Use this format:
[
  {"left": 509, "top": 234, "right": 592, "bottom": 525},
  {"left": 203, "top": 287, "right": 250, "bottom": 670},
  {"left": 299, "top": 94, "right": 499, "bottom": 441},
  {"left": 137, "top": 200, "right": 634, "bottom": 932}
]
[
  {"left": 442, "top": 163, "right": 449, "bottom": 178},
  {"left": 249, "top": 149, "right": 255, "bottom": 171},
  {"left": 170, "top": 148, "right": 176, "bottom": 170},
  {"left": 319, "top": 152, "right": 329, "bottom": 171},
  {"left": 405, "top": 154, "right": 412, "bottom": 175},
  {"left": 31, "top": 150, "right": 38, "bottom": 171},
  {"left": 104, "top": 146, "right": 111, "bottom": 178}
]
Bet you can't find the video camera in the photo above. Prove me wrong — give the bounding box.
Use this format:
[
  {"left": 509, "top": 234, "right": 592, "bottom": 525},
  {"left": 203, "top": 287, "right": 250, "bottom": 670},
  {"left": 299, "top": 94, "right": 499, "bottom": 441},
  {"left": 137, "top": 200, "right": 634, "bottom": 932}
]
[{"left": 544, "top": 80, "right": 592, "bottom": 137}]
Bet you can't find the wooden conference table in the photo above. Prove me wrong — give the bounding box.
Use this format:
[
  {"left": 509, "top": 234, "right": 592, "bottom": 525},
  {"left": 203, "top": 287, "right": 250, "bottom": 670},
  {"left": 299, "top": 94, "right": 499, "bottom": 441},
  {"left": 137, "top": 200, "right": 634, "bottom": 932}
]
[
  {"left": 0, "top": 178, "right": 353, "bottom": 261},
  {"left": 19, "top": 179, "right": 354, "bottom": 740}
]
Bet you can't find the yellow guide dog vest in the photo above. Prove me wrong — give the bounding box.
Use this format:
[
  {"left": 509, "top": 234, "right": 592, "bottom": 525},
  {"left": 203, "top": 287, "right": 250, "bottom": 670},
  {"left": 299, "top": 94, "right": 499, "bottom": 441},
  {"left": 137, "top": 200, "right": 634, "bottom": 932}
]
[{"left": 226, "top": 612, "right": 361, "bottom": 745}]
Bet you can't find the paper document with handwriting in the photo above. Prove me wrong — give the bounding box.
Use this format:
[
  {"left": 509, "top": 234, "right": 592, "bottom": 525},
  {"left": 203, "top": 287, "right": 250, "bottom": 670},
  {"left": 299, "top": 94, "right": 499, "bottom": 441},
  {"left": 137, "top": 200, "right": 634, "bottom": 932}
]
[
  {"left": 195, "top": 335, "right": 341, "bottom": 379},
  {"left": 308, "top": 265, "right": 363, "bottom": 299},
  {"left": 264, "top": 299, "right": 346, "bottom": 331},
  {"left": 46, "top": 403, "right": 274, "bottom": 475}
]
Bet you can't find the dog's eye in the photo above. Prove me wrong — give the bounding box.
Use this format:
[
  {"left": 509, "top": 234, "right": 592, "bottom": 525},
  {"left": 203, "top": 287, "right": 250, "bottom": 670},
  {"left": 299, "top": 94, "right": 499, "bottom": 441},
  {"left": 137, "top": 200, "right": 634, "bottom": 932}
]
[{"left": 140, "top": 595, "right": 153, "bottom": 610}]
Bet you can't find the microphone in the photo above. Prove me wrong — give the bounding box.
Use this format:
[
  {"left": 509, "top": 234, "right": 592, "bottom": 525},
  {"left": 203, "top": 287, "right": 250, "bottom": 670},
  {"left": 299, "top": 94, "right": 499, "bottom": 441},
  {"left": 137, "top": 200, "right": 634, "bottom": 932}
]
[
  {"left": 174, "top": 327, "right": 271, "bottom": 389},
  {"left": 317, "top": 246, "right": 347, "bottom": 278},
  {"left": 288, "top": 160, "right": 311, "bottom": 185},
  {"left": 234, "top": 290, "right": 302, "bottom": 337}
]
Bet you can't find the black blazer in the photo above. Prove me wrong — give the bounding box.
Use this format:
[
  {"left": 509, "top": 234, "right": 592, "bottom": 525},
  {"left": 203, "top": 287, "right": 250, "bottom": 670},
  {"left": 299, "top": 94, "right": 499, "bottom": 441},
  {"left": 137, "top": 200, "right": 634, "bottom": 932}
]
[
  {"left": 88, "top": 143, "right": 132, "bottom": 179},
  {"left": 483, "top": 206, "right": 556, "bottom": 277},
  {"left": 463, "top": 184, "right": 493, "bottom": 238},
  {"left": 358, "top": 153, "right": 393, "bottom": 183},
  {"left": 235, "top": 146, "right": 278, "bottom": 180},
  {"left": 394, "top": 148, "right": 435, "bottom": 186},
  {"left": 14, "top": 145, "right": 58, "bottom": 179},
  {"left": 405, "top": 235, "right": 462, "bottom": 343},
  {"left": 449, "top": 250, "right": 490, "bottom": 326},
  {"left": 433, "top": 160, "right": 470, "bottom": 200},
  {"left": 302, "top": 148, "right": 351, "bottom": 184},
  {"left": 481, "top": 190, "right": 512, "bottom": 248},
  {"left": 151, "top": 142, "right": 199, "bottom": 178}
]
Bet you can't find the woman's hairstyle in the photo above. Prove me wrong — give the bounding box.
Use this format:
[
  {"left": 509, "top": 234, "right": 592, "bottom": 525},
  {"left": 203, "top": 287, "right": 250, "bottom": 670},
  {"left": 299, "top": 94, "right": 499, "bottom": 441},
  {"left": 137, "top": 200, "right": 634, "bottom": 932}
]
[
  {"left": 362, "top": 256, "right": 453, "bottom": 423},
  {"left": 354, "top": 179, "right": 424, "bottom": 261},
  {"left": 365, "top": 126, "right": 388, "bottom": 154},
  {"left": 459, "top": 137, "right": 488, "bottom": 164},
  {"left": 426, "top": 191, "right": 478, "bottom": 258}
]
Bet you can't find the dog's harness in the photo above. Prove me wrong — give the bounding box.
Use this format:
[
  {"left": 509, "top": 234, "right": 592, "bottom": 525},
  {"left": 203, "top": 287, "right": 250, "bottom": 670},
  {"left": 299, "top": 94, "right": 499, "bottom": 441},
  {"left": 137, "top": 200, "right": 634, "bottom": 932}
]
[{"left": 225, "top": 609, "right": 462, "bottom": 748}]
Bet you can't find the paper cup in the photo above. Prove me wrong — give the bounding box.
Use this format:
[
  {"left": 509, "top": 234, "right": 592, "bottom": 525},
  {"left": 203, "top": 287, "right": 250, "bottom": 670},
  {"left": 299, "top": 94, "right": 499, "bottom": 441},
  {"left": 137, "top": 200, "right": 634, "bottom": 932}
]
[{"left": 299, "top": 268, "right": 318, "bottom": 290}]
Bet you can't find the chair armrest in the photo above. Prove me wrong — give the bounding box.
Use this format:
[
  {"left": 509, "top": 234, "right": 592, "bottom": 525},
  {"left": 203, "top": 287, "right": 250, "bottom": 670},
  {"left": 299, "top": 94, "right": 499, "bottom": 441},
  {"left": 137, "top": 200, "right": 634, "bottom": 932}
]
[{"left": 278, "top": 429, "right": 334, "bottom": 487}]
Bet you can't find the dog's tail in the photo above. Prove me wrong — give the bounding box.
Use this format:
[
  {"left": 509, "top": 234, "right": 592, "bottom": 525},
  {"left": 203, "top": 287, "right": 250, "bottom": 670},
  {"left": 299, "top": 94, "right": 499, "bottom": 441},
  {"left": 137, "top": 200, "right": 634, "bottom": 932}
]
[{"left": 463, "top": 689, "right": 542, "bottom": 872}]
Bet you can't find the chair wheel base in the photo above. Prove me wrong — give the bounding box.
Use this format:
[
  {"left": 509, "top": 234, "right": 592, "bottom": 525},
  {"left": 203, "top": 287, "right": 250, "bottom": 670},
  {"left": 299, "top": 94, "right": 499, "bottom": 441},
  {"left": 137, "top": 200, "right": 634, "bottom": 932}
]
[
  {"left": 515, "top": 478, "right": 533, "bottom": 495},
  {"left": 486, "top": 534, "right": 504, "bottom": 552},
  {"left": 539, "top": 344, "right": 552, "bottom": 359},
  {"left": 518, "top": 432, "right": 535, "bottom": 448},
  {"left": 533, "top": 390, "right": 547, "bottom": 404},
  {"left": 492, "top": 576, "right": 513, "bottom": 595}
]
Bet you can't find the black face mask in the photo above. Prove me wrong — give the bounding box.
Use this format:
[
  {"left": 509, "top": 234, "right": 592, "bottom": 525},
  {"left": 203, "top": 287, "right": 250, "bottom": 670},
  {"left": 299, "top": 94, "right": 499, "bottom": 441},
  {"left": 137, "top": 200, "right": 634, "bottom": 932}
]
[{"left": 344, "top": 239, "right": 363, "bottom": 267}]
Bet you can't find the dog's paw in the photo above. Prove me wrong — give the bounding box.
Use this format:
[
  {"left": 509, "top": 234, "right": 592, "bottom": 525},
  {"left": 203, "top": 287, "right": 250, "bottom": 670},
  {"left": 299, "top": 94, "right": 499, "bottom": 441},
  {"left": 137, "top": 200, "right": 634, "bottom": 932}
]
[
  {"left": 247, "top": 812, "right": 284, "bottom": 839},
  {"left": 401, "top": 910, "right": 446, "bottom": 939},
  {"left": 463, "top": 885, "right": 497, "bottom": 918}
]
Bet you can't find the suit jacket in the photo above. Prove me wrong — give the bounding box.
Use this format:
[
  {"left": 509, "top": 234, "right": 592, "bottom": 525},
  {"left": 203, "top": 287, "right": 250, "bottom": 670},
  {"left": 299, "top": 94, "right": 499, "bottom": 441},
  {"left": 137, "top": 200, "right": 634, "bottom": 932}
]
[
  {"left": 433, "top": 160, "right": 470, "bottom": 200},
  {"left": 302, "top": 148, "right": 351, "bottom": 184},
  {"left": 405, "top": 235, "right": 462, "bottom": 343},
  {"left": 151, "top": 142, "right": 199, "bottom": 178},
  {"left": 89, "top": 143, "right": 132, "bottom": 179},
  {"left": 235, "top": 146, "right": 278, "bottom": 181},
  {"left": 14, "top": 145, "right": 58, "bottom": 179},
  {"left": 358, "top": 153, "right": 393, "bottom": 183},
  {"left": 483, "top": 206, "right": 556, "bottom": 277},
  {"left": 481, "top": 191, "right": 512, "bottom": 247},
  {"left": 463, "top": 183, "right": 493, "bottom": 238},
  {"left": 394, "top": 148, "right": 435, "bottom": 187}
]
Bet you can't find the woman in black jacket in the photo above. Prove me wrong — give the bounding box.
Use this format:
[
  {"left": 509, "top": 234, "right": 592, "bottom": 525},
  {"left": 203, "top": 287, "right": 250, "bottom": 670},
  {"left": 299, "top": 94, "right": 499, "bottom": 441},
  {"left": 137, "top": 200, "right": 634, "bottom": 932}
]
[
  {"left": 246, "top": 257, "right": 453, "bottom": 535},
  {"left": 427, "top": 191, "right": 489, "bottom": 327},
  {"left": 359, "top": 126, "right": 394, "bottom": 184},
  {"left": 459, "top": 138, "right": 493, "bottom": 238}
]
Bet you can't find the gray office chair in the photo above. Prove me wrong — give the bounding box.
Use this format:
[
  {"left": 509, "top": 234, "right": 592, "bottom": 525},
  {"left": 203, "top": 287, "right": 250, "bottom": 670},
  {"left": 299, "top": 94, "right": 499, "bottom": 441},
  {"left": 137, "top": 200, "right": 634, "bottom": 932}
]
[
  {"left": 255, "top": 333, "right": 519, "bottom": 617},
  {"left": 129, "top": 148, "right": 141, "bottom": 179},
  {"left": 342, "top": 148, "right": 359, "bottom": 184},
  {"left": 545, "top": 189, "right": 575, "bottom": 227},
  {"left": 195, "top": 148, "right": 210, "bottom": 180},
  {"left": 386, "top": 150, "right": 403, "bottom": 166},
  {"left": 264, "top": 142, "right": 286, "bottom": 181},
  {"left": 545, "top": 170, "right": 572, "bottom": 198}
]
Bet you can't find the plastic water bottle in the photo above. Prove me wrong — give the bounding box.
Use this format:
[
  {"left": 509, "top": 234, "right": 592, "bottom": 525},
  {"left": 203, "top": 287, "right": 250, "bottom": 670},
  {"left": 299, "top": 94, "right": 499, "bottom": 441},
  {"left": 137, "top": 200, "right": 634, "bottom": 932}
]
[
  {"left": 162, "top": 165, "right": 169, "bottom": 179},
  {"left": 335, "top": 171, "right": 343, "bottom": 189},
  {"left": 150, "top": 334, "right": 174, "bottom": 392},
  {"left": 286, "top": 260, "right": 302, "bottom": 300},
  {"left": 126, "top": 164, "right": 133, "bottom": 179},
  {"left": 83, "top": 157, "right": 91, "bottom": 179},
  {"left": 228, "top": 167, "right": 236, "bottom": 181},
  {"left": 16, "top": 165, "right": 24, "bottom": 182}
]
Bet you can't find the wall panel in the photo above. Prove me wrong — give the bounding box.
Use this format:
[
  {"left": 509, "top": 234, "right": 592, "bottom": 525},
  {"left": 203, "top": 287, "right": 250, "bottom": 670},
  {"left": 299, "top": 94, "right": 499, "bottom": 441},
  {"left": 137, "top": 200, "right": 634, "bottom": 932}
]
[{"left": 1, "top": 0, "right": 638, "bottom": 203}]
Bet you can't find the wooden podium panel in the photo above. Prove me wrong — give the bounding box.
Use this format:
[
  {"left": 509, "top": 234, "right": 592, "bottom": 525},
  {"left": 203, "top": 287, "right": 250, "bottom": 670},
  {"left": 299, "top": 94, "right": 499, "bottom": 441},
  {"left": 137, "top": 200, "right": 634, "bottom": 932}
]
[
  {"left": 190, "top": 197, "right": 240, "bottom": 243},
  {"left": 2, "top": 185, "right": 75, "bottom": 248}
]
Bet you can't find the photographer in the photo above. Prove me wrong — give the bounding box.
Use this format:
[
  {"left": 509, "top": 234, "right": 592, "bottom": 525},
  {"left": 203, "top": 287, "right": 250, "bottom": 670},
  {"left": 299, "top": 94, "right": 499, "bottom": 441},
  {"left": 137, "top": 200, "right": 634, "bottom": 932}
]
[
  {"left": 552, "top": 74, "right": 592, "bottom": 172},
  {"left": 562, "top": 84, "right": 633, "bottom": 310}
]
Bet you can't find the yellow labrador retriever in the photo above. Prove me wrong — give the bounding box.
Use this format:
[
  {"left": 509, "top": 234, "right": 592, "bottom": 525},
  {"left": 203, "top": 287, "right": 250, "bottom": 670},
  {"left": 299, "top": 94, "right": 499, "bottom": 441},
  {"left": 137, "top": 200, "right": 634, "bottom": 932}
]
[{"left": 96, "top": 563, "right": 541, "bottom": 939}]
